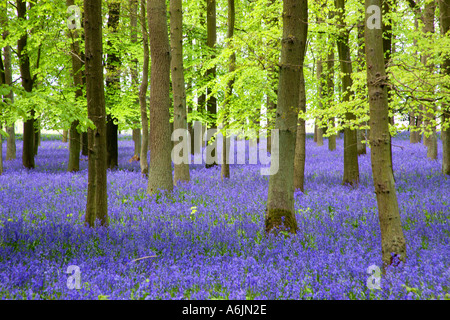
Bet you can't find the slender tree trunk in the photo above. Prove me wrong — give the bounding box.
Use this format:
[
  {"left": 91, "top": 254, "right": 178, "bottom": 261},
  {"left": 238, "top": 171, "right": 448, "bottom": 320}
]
[
  {"left": 81, "top": 132, "right": 88, "bottom": 155},
  {"left": 313, "top": 123, "right": 317, "bottom": 143},
  {"left": 67, "top": 0, "right": 82, "bottom": 172},
  {"left": 221, "top": 0, "right": 235, "bottom": 181},
  {"left": 294, "top": 71, "right": 307, "bottom": 192},
  {"left": 147, "top": 0, "right": 174, "bottom": 195},
  {"left": 365, "top": 0, "right": 406, "bottom": 271},
  {"left": 409, "top": 16, "right": 421, "bottom": 144},
  {"left": 80, "top": 27, "right": 89, "bottom": 157},
  {"left": 33, "top": 125, "right": 40, "bottom": 155},
  {"left": 84, "top": 0, "right": 108, "bottom": 227},
  {"left": 327, "top": 38, "right": 336, "bottom": 151},
  {"left": 3, "top": 39, "right": 16, "bottom": 160},
  {"left": 62, "top": 130, "right": 68, "bottom": 143},
  {"left": 205, "top": 0, "right": 218, "bottom": 168},
  {"left": 105, "top": 1, "right": 120, "bottom": 170},
  {"left": 316, "top": 59, "right": 324, "bottom": 147},
  {"left": 17, "top": 0, "right": 35, "bottom": 169},
  {"left": 336, "top": 0, "right": 359, "bottom": 186},
  {"left": 357, "top": 18, "right": 367, "bottom": 155},
  {"left": 441, "top": 0, "right": 450, "bottom": 174},
  {"left": 0, "top": 37, "right": 4, "bottom": 174},
  {"left": 266, "top": 0, "right": 279, "bottom": 154},
  {"left": 267, "top": 0, "right": 307, "bottom": 234},
  {"left": 130, "top": 0, "right": 141, "bottom": 160},
  {"left": 170, "top": 0, "right": 190, "bottom": 184},
  {"left": 421, "top": 1, "right": 438, "bottom": 160},
  {"left": 0, "top": 129, "right": 2, "bottom": 174},
  {"left": 139, "top": 0, "right": 149, "bottom": 176}
]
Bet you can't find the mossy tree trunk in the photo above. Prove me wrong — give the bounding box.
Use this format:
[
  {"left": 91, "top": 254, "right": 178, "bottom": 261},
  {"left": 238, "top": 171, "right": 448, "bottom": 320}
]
[
  {"left": 267, "top": 0, "right": 308, "bottom": 234},
  {"left": 365, "top": 0, "right": 406, "bottom": 271}
]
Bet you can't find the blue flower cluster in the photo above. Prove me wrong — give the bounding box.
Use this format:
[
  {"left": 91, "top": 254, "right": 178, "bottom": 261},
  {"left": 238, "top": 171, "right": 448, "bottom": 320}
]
[{"left": 0, "top": 133, "right": 448, "bottom": 300}]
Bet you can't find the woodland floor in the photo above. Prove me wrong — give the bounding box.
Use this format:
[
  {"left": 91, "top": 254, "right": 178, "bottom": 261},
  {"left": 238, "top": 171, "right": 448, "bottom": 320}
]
[{"left": 0, "top": 133, "right": 449, "bottom": 299}]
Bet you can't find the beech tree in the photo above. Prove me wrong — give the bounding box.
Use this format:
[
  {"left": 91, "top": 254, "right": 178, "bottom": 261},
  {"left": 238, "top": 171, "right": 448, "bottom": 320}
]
[
  {"left": 266, "top": 0, "right": 308, "bottom": 234},
  {"left": 2, "top": 9, "right": 15, "bottom": 161},
  {"left": 16, "top": 0, "right": 35, "bottom": 169},
  {"left": 67, "top": 0, "right": 82, "bottom": 173},
  {"left": 221, "top": 0, "right": 236, "bottom": 181},
  {"left": 130, "top": 0, "right": 141, "bottom": 160},
  {"left": 170, "top": 0, "right": 190, "bottom": 185},
  {"left": 205, "top": 0, "right": 218, "bottom": 168},
  {"left": 365, "top": 0, "right": 406, "bottom": 270},
  {"left": 441, "top": 0, "right": 450, "bottom": 174},
  {"left": 84, "top": 0, "right": 108, "bottom": 227},
  {"left": 139, "top": 0, "right": 149, "bottom": 176},
  {"left": 147, "top": 0, "right": 174, "bottom": 195},
  {"left": 105, "top": 0, "right": 120, "bottom": 170},
  {"left": 336, "top": 0, "right": 359, "bottom": 186}
]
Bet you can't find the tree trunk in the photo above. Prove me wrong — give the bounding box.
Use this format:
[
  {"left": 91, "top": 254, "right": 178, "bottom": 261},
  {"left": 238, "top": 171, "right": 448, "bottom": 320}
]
[
  {"left": 17, "top": 0, "right": 35, "bottom": 169},
  {"left": 0, "top": 38, "right": 4, "bottom": 174},
  {"left": 316, "top": 59, "right": 324, "bottom": 147},
  {"left": 409, "top": 16, "right": 421, "bottom": 144},
  {"left": 421, "top": 2, "right": 438, "bottom": 160},
  {"left": 327, "top": 37, "right": 336, "bottom": 151},
  {"left": 441, "top": 0, "right": 450, "bottom": 174},
  {"left": 81, "top": 131, "right": 88, "bottom": 156},
  {"left": 357, "top": 17, "right": 367, "bottom": 156},
  {"left": 336, "top": 0, "right": 359, "bottom": 186},
  {"left": 294, "top": 71, "right": 307, "bottom": 192},
  {"left": 67, "top": 0, "right": 82, "bottom": 172},
  {"left": 266, "top": 0, "right": 307, "bottom": 234},
  {"left": 62, "top": 130, "right": 68, "bottom": 143},
  {"left": 3, "top": 39, "right": 16, "bottom": 160},
  {"left": 84, "top": 0, "right": 108, "bottom": 227},
  {"left": 170, "top": 0, "right": 190, "bottom": 185},
  {"left": 139, "top": 0, "right": 149, "bottom": 176},
  {"left": 105, "top": 1, "right": 120, "bottom": 170},
  {"left": 147, "top": 0, "right": 174, "bottom": 195},
  {"left": 205, "top": 0, "right": 218, "bottom": 168},
  {"left": 130, "top": 0, "right": 141, "bottom": 160},
  {"left": 221, "top": 0, "right": 236, "bottom": 181},
  {"left": 365, "top": 0, "right": 406, "bottom": 271}
]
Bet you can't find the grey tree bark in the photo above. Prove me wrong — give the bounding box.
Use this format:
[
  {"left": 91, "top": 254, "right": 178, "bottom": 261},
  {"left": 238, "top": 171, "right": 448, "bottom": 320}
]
[
  {"left": 139, "top": 0, "right": 149, "bottom": 176},
  {"left": 267, "top": 0, "right": 308, "bottom": 233},
  {"left": 170, "top": 0, "right": 190, "bottom": 185},
  {"left": 130, "top": 0, "right": 141, "bottom": 160},
  {"left": 221, "top": 0, "right": 235, "bottom": 181},
  {"left": 365, "top": 0, "right": 406, "bottom": 271},
  {"left": 147, "top": 0, "right": 174, "bottom": 195},
  {"left": 67, "top": 0, "right": 82, "bottom": 172}
]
